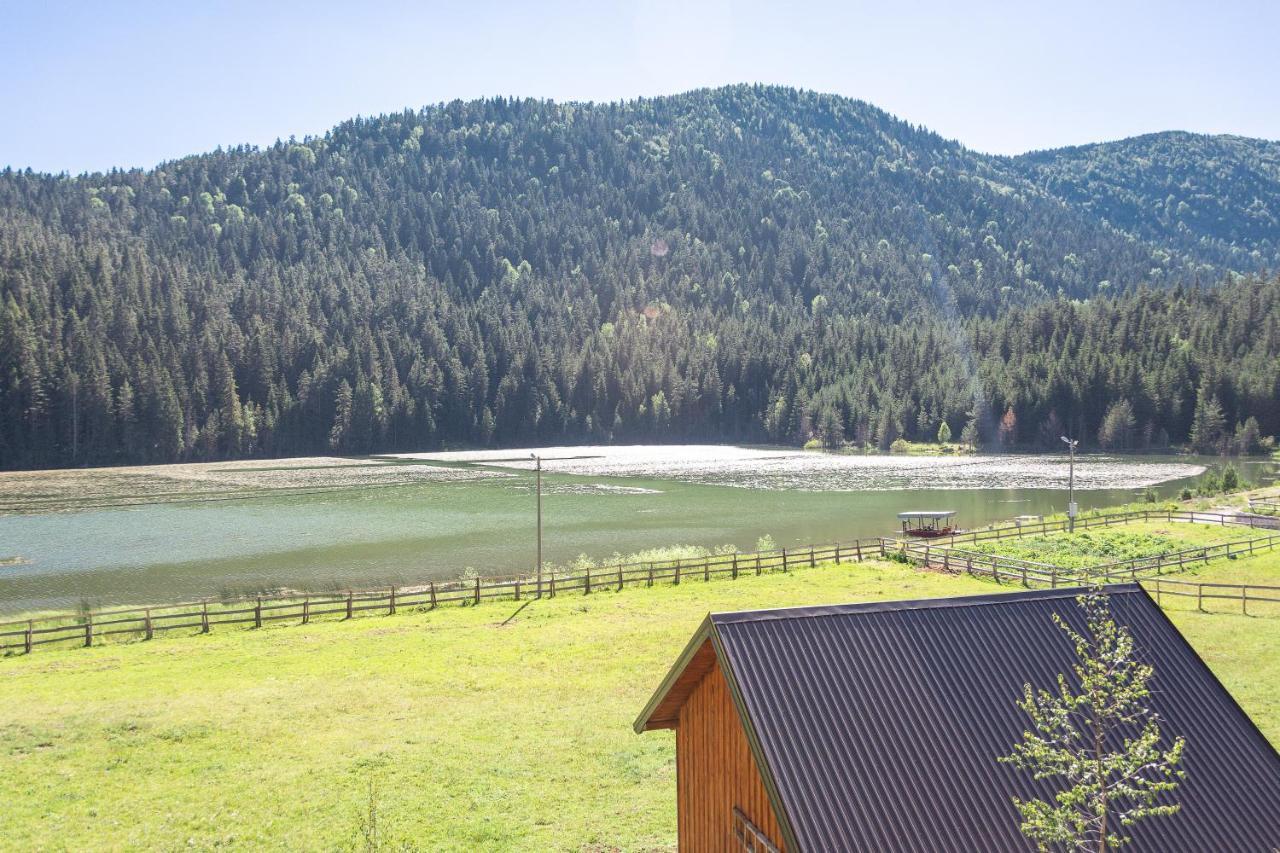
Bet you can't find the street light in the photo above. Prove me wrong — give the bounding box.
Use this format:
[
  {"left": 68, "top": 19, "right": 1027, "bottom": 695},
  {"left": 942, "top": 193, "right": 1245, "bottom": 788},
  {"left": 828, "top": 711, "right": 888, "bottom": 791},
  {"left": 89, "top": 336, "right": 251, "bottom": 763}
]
[
  {"left": 1061, "top": 436, "right": 1078, "bottom": 532},
  {"left": 532, "top": 453, "right": 543, "bottom": 598}
]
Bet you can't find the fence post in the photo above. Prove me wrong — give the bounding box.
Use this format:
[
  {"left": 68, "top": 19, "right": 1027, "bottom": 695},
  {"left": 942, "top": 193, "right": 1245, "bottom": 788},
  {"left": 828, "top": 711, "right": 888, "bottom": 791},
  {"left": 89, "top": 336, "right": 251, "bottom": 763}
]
[
  {"left": 1050, "top": 567, "right": 1057, "bottom": 589},
  {"left": 515, "top": 580, "right": 521, "bottom": 601},
  {"left": 430, "top": 582, "right": 437, "bottom": 609},
  {"left": 1242, "top": 587, "right": 1248, "bottom": 616},
  {"left": 943, "top": 553, "right": 950, "bottom": 573},
  {"left": 756, "top": 553, "right": 762, "bottom": 575},
  {"left": 879, "top": 539, "right": 886, "bottom": 558},
  {"left": 585, "top": 566, "right": 592, "bottom": 595},
  {"left": 782, "top": 548, "right": 789, "bottom": 572},
  {"left": 475, "top": 576, "right": 482, "bottom": 605},
  {"left": 389, "top": 587, "right": 397, "bottom": 615},
  {"left": 1154, "top": 580, "right": 1162, "bottom": 606},
  {"left": 856, "top": 541, "right": 863, "bottom": 561},
  {"left": 1021, "top": 566, "right": 1028, "bottom": 588},
  {"left": 1197, "top": 585, "right": 1203, "bottom": 612},
  {"left": 617, "top": 565, "right": 624, "bottom": 592},
  {"left": 704, "top": 559, "right": 709, "bottom": 582},
  {"left": 301, "top": 597, "right": 309, "bottom": 625},
  {"left": 85, "top": 616, "right": 93, "bottom": 648},
  {"left": 967, "top": 557, "right": 974, "bottom": 576},
  {"left": 674, "top": 560, "right": 681, "bottom": 585},
  {"left": 809, "top": 547, "right": 816, "bottom": 568},
  {"left": 143, "top": 609, "right": 153, "bottom": 640},
  {"left": 732, "top": 553, "right": 739, "bottom": 579},
  {"left": 202, "top": 602, "right": 210, "bottom": 633},
  {"left": 550, "top": 574, "right": 556, "bottom": 597},
  {"left": 648, "top": 563, "right": 655, "bottom": 587},
  {"left": 834, "top": 545, "right": 841, "bottom": 565},
  {"left": 24, "top": 620, "right": 32, "bottom": 654},
  {"left": 254, "top": 598, "right": 262, "bottom": 629},
  {"left": 346, "top": 591, "right": 354, "bottom": 619}
]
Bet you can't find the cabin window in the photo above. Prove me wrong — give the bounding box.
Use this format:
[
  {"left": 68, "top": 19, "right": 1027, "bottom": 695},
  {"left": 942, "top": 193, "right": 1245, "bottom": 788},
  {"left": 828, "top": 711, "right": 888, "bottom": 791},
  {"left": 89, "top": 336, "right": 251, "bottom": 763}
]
[{"left": 732, "top": 806, "right": 780, "bottom": 852}]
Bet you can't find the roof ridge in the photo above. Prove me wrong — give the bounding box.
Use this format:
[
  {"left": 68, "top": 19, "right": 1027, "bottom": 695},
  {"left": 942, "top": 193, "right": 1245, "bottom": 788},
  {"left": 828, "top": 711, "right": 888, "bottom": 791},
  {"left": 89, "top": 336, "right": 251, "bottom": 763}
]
[{"left": 710, "top": 583, "right": 1143, "bottom": 625}]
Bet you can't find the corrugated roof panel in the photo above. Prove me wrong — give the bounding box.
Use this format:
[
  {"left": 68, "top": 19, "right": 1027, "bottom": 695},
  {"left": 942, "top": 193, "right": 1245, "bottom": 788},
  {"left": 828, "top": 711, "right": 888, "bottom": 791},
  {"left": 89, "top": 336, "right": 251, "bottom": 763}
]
[{"left": 711, "top": 585, "right": 1280, "bottom": 852}]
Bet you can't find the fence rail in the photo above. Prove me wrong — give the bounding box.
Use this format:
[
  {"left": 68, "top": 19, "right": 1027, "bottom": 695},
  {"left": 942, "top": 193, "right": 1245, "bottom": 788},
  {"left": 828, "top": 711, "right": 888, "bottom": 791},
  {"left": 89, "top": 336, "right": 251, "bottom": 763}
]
[
  {"left": 0, "top": 538, "right": 887, "bottom": 656},
  {"left": 898, "top": 530, "right": 1280, "bottom": 617},
  {"left": 1249, "top": 498, "right": 1280, "bottom": 515}
]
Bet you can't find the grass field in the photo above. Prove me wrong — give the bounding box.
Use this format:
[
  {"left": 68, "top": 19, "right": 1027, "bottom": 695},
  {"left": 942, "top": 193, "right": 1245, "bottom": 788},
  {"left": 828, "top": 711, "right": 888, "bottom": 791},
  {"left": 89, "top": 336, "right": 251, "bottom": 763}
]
[
  {"left": 0, "top": 562, "right": 996, "bottom": 851},
  {"left": 964, "top": 520, "right": 1262, "bottom": 570},
  {"left": 2, "top": 547, "right": 1276, "bottom": 850}
]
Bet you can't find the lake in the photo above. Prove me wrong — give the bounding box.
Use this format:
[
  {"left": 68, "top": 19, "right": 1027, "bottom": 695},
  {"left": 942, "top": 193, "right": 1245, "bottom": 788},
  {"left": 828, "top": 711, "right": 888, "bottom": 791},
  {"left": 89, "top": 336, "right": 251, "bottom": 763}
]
[{"left": 0, "top": 445, "right": 1261, "bottom": 614}]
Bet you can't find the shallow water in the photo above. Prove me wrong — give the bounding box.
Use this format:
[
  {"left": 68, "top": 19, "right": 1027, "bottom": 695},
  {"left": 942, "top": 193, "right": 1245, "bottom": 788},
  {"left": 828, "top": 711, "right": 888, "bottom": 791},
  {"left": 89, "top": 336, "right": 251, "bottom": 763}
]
[{"left": 0, "top": 445, "right": 1250, "bottom": 614}]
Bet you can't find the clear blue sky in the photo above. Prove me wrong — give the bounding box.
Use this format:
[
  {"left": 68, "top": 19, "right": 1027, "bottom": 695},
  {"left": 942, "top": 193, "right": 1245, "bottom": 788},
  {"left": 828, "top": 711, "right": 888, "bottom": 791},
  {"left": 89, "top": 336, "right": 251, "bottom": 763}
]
[{"left": 3, "top": 0, "right": 1277, "bottom": 174}]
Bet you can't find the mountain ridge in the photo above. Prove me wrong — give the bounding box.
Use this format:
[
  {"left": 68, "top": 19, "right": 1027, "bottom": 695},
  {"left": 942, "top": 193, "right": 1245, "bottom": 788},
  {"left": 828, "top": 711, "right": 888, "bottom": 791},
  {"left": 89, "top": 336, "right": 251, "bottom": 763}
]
[{"left": 1, "top": 84, "right": 1277, "bottom": 468}]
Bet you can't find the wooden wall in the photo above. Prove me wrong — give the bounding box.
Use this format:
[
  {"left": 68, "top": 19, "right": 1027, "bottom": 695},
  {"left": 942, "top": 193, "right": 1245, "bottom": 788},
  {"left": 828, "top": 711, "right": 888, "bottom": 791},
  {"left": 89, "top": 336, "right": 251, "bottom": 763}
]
[{"left": 676, "top": 657, "right": 785, "bottom": 851}]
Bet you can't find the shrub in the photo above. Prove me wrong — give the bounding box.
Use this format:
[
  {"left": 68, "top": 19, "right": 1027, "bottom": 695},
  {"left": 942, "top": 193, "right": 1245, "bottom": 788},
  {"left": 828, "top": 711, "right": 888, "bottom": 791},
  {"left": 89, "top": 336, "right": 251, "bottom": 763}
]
[{"left": 889, "top": 437, "right": 910, "bottom": 454}]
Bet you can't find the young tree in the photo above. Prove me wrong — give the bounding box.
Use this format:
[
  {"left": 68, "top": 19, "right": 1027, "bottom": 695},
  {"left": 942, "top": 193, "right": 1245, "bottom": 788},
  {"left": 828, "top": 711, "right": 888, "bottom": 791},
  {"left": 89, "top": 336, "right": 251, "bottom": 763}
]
[
  {"left": 1097, "top": 399, "right": 1136, "bottom": 451},
  {"left": 999, "top": 406, "right": 1018, "bottom": 448},
  {"left": 1188, "top": 389, "right": 1226, "bottom": 454},
  {"left": 937, "top": 420, "right": 952, "bottom": 444},
  {"left": 1001, "top": 590, "right": 1186, "bottom": 851}
]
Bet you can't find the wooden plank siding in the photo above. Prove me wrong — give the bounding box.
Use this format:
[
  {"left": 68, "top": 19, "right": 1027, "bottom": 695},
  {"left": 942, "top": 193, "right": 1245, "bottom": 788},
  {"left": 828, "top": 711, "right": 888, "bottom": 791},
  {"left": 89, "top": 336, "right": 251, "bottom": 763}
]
[{"left": 677, "top": 656, "right": 785, "bottom": 851}]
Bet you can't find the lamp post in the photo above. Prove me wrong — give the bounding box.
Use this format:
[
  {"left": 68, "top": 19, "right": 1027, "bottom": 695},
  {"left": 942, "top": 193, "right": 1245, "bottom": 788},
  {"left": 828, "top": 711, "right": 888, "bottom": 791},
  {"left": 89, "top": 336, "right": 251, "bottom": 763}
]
[
  {"left": 532, "top": 453, "right": 543, "bottom": 597},
  {"left": 1061, "top": 436, "right": 1078, "bottom": 532}
]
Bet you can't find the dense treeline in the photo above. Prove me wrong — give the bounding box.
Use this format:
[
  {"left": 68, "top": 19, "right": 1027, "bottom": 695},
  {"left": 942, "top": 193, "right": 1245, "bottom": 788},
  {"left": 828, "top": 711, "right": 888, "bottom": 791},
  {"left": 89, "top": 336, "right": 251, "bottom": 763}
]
[{"left": 1, "top": 86, "right": 1277, "bottom": 469}]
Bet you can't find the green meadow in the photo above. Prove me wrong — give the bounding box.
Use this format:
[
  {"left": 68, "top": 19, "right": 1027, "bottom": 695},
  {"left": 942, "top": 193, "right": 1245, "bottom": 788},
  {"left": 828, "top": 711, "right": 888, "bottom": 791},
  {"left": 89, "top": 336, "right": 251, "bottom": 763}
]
[{"left": 1, "top": 543, "right": 1277, "bottom": 850}]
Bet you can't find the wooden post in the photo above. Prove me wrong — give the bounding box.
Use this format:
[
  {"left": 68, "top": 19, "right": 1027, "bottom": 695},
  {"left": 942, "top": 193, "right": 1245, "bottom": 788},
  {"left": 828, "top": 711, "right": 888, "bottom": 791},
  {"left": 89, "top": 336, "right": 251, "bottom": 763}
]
[
  {"left": 879, "top": 539, "right": 886, "bottom": 558},
  {"left": 301, "top": 597, "right": 309, "bottom": 625},
  {"left": 704, "top": 559, "right": 709, "bottom": 582},
  {"left": 202, "top": 602, "right": 210, "bottom": 633},
  {"left": 1197, "top": 584, "right": 1203, "bottom": 611},
  {"left": 855, "top": 541, "right": 862, "bottom": 561},
  {"left": 617, "top": 565, "right": 623, "bottom": 592},
  {"left": 346, "top": 591, "right": 354, "bottom": 619},
  {"left": 389, "top": 587, "right": 397, "bottom": 615},
  {"left": 84, "top": 616, "right": 93, "bottom": 648},
  {"left": 1050, "top": 567, "right": 1057, "bottom": 589},
  {"left": 782, "top": 548, "right": 788, "bottom": 572},
  {"left": 943, "top": 553, "right": 950, "bottom": 573},
  {"left": 732, "top": 553, "right": 739, "bottom": 580},
  {"left": 674, "top": 560, "right": 681, "bottom": 585},
  {"left": 515, "top": 580, "right": 521, "bottom": 601},
  {"left": 648, "top": 564, "right": 654, "bottom": 587},
  {"left": 1155, "top": 580, "right": 1162, "bottom": 606},
  {"left": 144, "top": 609, "right": 153, "bottom": 640},
  {"left": 585, "top": 566, "right": 592, "bottom": 595},
  {"left": 550, "top": 574, "right": 556, "bottom": 597},
  {"left": 1021, "top": 566, "right": 1028, "bottom": 588},
  {"left": 967, "top": 557, "right": 974, "bottom": 576},
  {"left": 24, "top": 620, "right": 32, "bottom": 654},
  {"left": 755, "top": 553, "right": 762, "bottom": 575},
  {"left": 1242, "top": 587, "right": 1248, "bottom": 616},
  {"left": 430, "top": 582, "right": 437, "bottom": 609},
  {"left": 834, "top": 545, "right": 841, "bottom": 565},
  {"left": 474, "top": 576, "right": 481, "bottom": 605},
  {"left": 254, "top": 598, "right": 262, "bottom": 629}
]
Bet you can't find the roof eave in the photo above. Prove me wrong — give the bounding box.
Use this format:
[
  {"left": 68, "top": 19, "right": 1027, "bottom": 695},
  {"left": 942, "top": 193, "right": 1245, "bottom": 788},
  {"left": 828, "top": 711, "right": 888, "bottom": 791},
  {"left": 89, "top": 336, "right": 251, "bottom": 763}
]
[{"left": 632, "top": 615, "right": 715, "bottom": 733}]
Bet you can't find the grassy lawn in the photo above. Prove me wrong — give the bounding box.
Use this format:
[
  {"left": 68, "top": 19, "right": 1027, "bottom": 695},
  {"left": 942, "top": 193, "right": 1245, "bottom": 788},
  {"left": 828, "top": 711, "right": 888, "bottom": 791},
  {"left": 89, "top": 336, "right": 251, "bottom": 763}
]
[
  {"left": 2, "top": 547, "right": 1276, "bottom": 850},
  {"left": 963, "top": 520, "right": 1261, "bottom": 570},
  {"left": 1, "top": 561, "right": 997, "bottom": 851}
]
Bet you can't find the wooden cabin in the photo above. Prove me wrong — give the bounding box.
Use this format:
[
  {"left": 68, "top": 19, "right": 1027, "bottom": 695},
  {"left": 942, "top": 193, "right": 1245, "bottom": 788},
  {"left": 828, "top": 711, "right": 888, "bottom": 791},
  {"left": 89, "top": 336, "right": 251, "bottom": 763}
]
[{"left": 635, "top": 585, "right": 1280, "bottom": 851}]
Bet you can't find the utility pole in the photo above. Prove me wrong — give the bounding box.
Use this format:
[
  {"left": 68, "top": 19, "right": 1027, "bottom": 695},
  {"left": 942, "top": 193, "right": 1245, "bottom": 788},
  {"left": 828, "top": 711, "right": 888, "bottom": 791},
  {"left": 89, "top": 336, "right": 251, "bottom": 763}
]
[
  {"left": 532, "top": 453, "right": 543, "bottom": 597},
  {"left": 1061, "top": 436, "right": 1078, "bottom": 532}
]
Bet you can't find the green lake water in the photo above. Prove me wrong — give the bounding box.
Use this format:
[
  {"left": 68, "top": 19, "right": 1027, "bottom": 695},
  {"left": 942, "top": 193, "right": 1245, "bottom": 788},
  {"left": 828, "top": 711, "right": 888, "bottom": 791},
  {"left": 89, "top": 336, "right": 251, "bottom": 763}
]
[{"left": 0, "top": 446, "right": 1267, "bottom": 614}]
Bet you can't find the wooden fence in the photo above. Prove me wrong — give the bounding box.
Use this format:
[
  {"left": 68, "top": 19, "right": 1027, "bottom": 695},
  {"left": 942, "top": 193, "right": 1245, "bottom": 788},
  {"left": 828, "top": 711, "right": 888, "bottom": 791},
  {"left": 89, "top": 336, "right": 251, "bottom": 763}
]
[
  {"left": 0, "top": 538, "right": 886, "bottom": 656},
  {"left": 1249, "top": 498, "right": 1280, "bottom": 515},
  {"left": 899, "top": 530, "right": 1280, "bottom": 616},
  {"left": 928, "top": 507, "right": 1280, "bottom": 547}
]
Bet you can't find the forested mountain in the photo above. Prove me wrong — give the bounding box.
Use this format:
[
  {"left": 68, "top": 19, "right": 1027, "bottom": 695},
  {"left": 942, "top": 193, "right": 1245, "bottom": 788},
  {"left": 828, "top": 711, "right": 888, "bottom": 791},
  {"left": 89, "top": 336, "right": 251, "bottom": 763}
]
[{"left": 1, "top": 85, "right": 1277, "bottom": 470}]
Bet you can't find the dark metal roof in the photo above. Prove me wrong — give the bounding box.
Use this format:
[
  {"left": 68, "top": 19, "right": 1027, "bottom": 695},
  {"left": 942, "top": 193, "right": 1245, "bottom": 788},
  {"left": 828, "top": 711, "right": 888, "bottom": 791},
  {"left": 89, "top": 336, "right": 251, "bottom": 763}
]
[{"left": 640, "top": 585, "right": 1280, "bottom": 852}]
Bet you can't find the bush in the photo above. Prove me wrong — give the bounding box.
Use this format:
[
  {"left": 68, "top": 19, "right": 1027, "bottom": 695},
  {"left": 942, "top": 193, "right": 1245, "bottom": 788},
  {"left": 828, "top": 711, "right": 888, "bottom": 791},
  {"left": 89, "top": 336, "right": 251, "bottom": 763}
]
[
  {"left": 802, "top": 437, "right": 824, "bottom": 450},
  {"left": 1222, "top": 465, "right": 1240, "bottom": 492},
  {"left": 1143, "top": 488, "right": 1158, "bottom": 503},
  {"left": 889, "top": 437, "right": 910, "bottom": 454},
  {"left": 1180, "top": 487, "right": 1193, "bottom": 501}
]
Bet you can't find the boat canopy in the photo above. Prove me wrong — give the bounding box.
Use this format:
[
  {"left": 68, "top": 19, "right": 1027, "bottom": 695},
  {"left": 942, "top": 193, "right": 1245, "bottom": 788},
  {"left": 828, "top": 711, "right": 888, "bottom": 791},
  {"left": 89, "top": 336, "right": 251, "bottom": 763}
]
[{"left": 897, "top": 511, "right": 957, "bottom": 521}]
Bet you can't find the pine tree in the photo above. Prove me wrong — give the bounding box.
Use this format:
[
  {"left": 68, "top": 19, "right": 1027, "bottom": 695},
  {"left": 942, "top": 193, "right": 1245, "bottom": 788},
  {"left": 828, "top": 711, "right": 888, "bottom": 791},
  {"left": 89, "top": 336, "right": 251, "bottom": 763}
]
[{"left": 1001, "top": 590, "right": 1186, "bottom": 851}]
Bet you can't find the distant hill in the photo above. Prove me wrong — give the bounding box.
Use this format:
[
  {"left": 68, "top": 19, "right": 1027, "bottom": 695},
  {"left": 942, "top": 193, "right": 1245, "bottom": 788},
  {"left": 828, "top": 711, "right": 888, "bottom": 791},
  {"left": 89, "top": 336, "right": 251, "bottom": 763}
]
[
  {"left": 1, "top": 85, "right": 1277, "bottom": 469},
  {"left": 1011, "top": 131, "right": 1280, "bottom": 272}
]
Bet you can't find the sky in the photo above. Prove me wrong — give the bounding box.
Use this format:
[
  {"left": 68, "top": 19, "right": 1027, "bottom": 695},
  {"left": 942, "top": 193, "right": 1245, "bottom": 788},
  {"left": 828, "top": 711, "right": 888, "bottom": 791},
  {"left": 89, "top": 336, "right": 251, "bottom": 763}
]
[{"left": 3, "top": 0, "right": 1278, "bottom": 174}]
